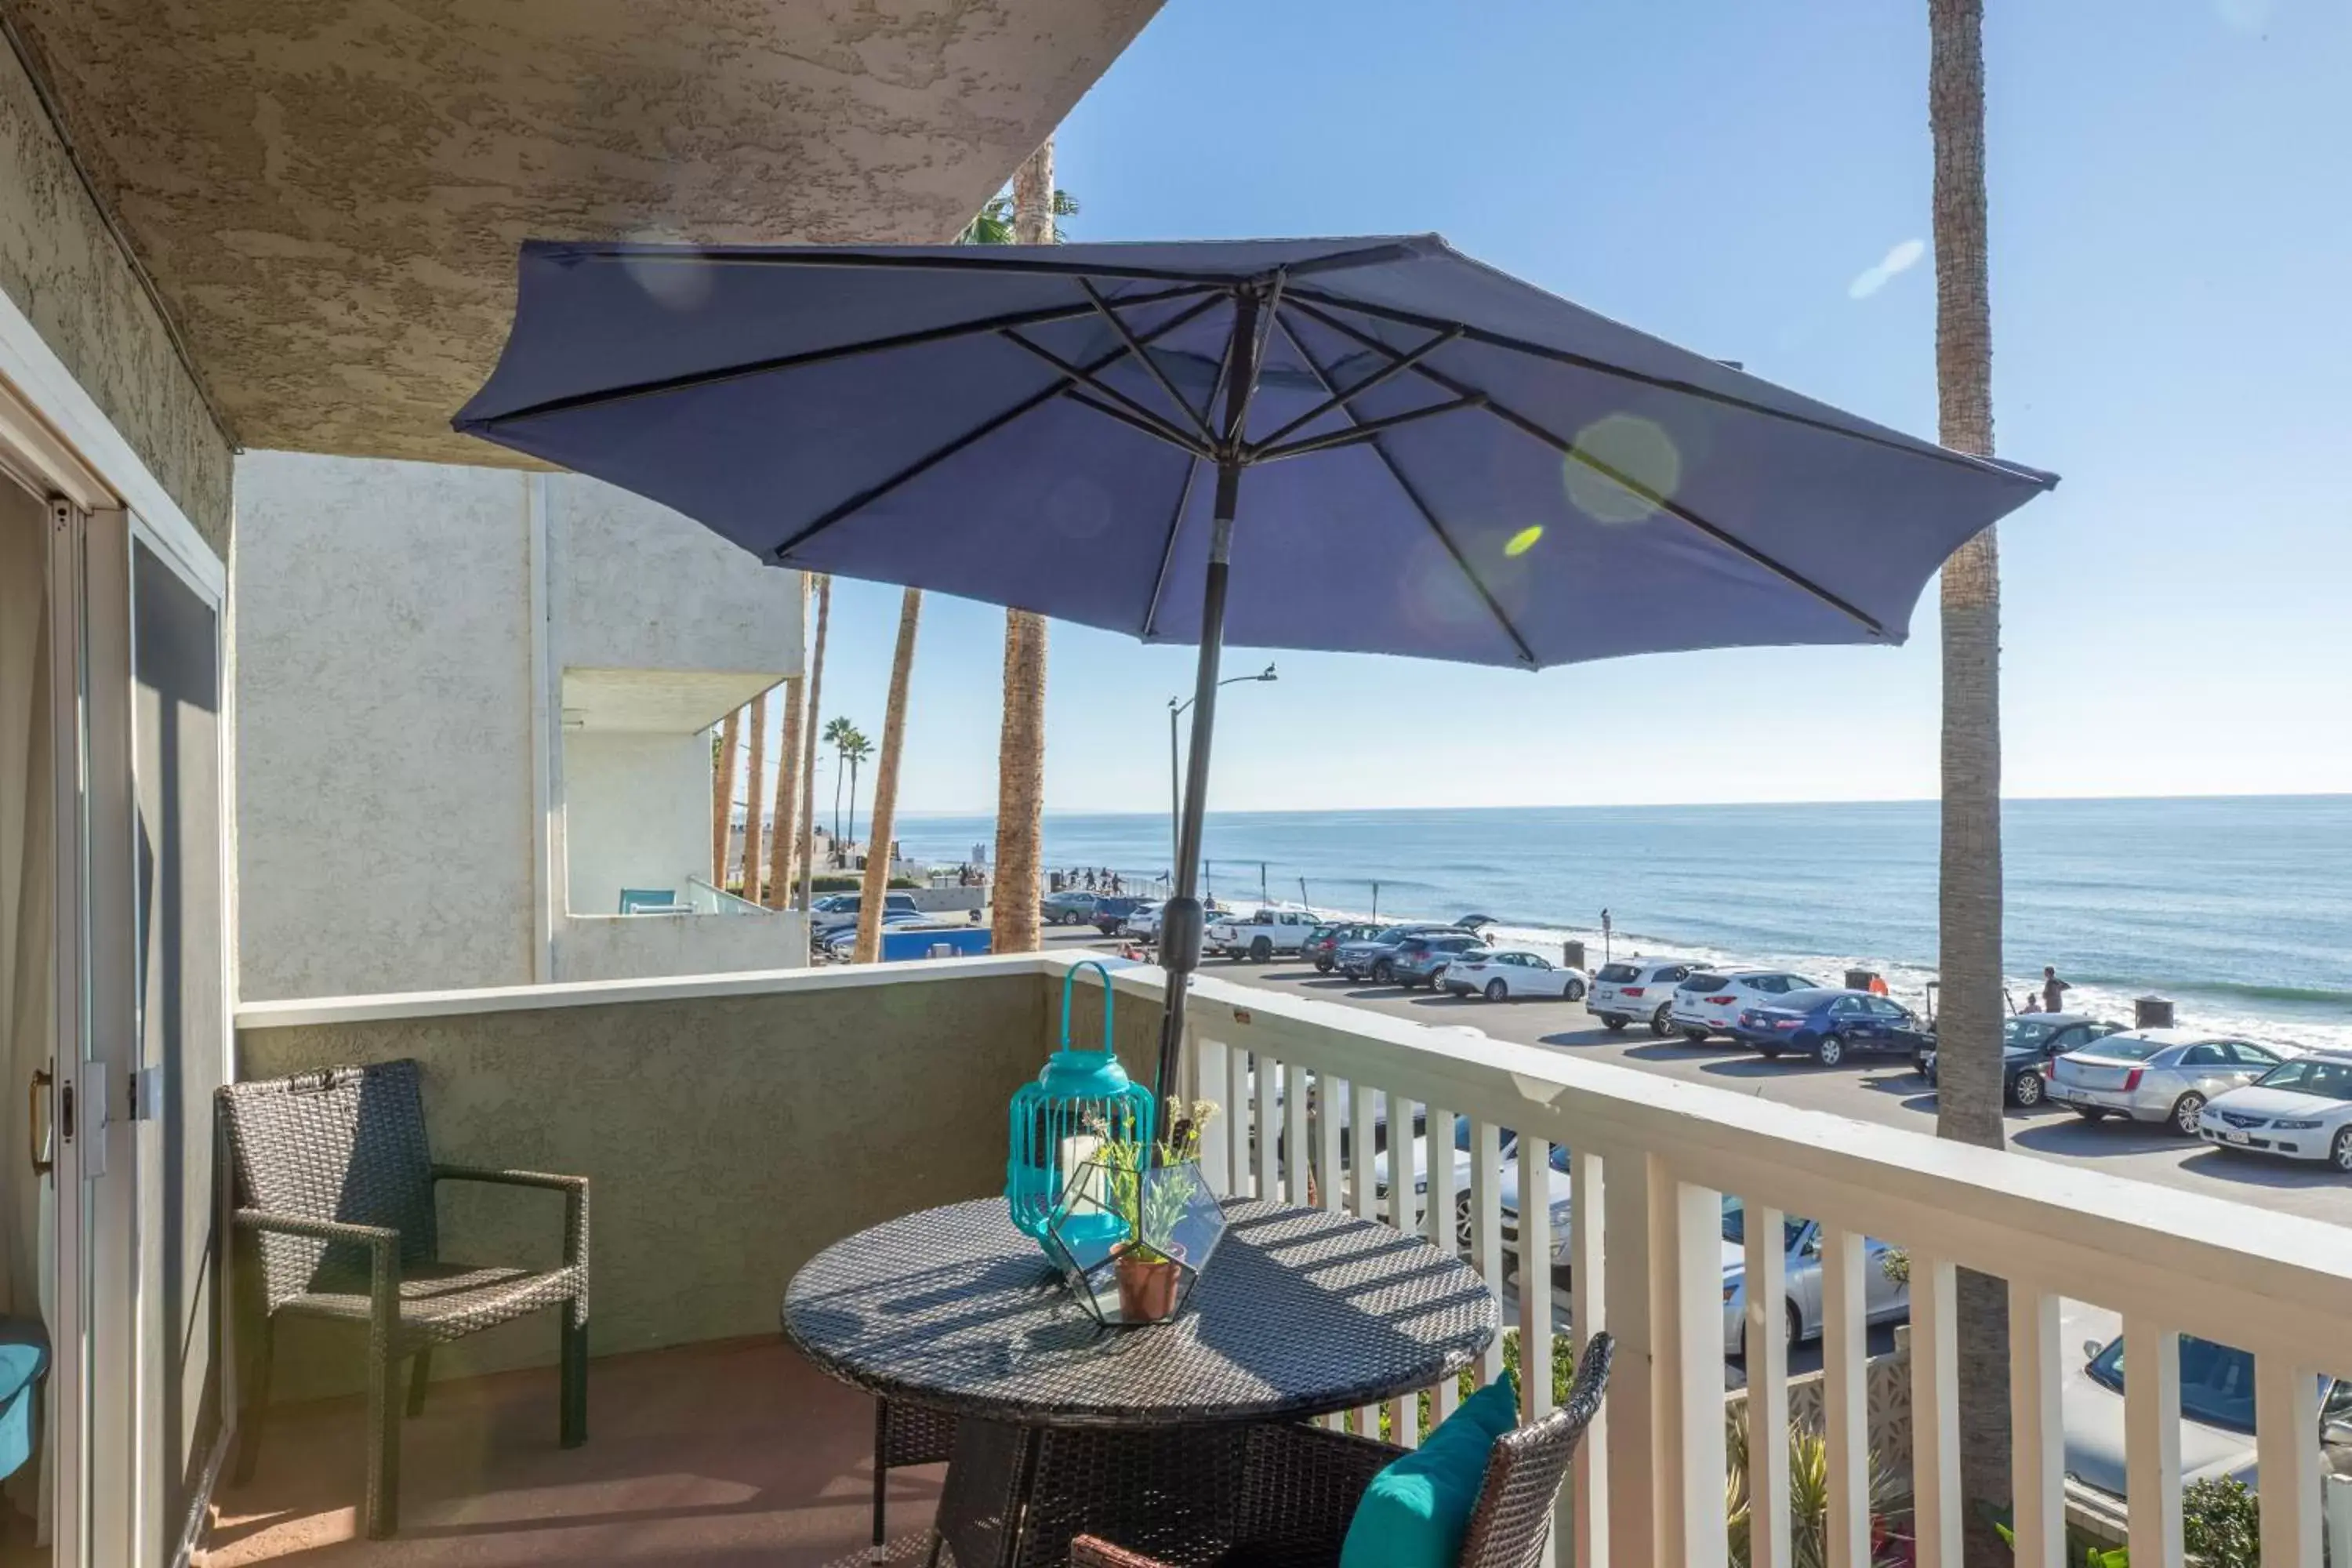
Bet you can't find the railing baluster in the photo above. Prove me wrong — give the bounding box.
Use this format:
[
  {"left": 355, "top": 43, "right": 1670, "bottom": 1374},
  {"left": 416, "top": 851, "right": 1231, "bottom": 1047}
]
[
  {"left": 1425, "top": 1103, "right": 1461, "bottom": 1421},
  {"left": 1222, "top": 1044, "right": 1254, "bottom": 1199},
  {"left": 1569, "top": 1149, "right": 1607, "bottom": 1568},
  {"left": 1313, "top": 1069, "right": 1345, "bottom": 1214},
  {"left": 2009, "top": 1283, "right": 2065, "bottom": 1568},
  {"left": 1387, "top": 1093, "right": 1423, "bottom": 1447},
  {"left": 1908, "top": 1254, "right": 1961, "bottom": 1568},
  {"left": 1349, "top": 1087, "right": 1378, "bottom": 1222},
  {"left": 1252, "top": 1052, "right": 1279, "bottom": 1200},
  {"left": 1284, "top": 1061, "right": 1312, "bottom": 1205},
  {"left": 1517, "top": 1137, "right": 1555, "bottom": 1425},
  {"left": 2257, "top": 1343, "right": 2322, "bottom": 1568},
  {"left": 1192, "top": 1036, "right": 1231, "bottom": 1197},
  {"left": 2123, "top": 1316, "right": 2183, "bottom": 1568},
  {"left": 1471, "top": 1120, "right": 1506, "bottom": 1385},
  {"left": 1602, "top": 1152, "right": 1657, "bottom": 1568},
  {"left": 1671, "top": 1179, "right": 1729, "bottom": 1568},
  {"left": 1744, "top": 1204, "right": 1792, "bottom": 1568},
  {"left": 1820, "top": 1227, "right": 1867, "bottom": 1568}
]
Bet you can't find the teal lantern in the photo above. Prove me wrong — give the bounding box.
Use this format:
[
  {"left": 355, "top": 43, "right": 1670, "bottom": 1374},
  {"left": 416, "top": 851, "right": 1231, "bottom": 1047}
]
[{"left": 1007, "top": 961, "right": 1155, "bottom": 1248}]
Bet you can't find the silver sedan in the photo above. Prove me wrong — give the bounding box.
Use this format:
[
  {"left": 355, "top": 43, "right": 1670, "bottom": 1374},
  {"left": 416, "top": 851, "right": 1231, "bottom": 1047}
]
[{"left": 2046, "top": 1028, "right": 2295, "bottom": 1135}]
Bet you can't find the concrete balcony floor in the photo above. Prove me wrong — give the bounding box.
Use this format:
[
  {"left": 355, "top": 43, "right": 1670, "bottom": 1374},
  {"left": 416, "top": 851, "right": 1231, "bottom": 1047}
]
[{"left": 201, "top": 1339, "right": 932, "bottom": 1566}]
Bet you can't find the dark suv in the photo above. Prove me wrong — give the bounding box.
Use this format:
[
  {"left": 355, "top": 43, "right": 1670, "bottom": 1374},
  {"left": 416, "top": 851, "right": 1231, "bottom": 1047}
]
[
  {"left": 1091, "top": 896, "right": 1143, "bottom": 935},
  {"left": 1303, "top": 922, "right": 1381, "bottom": 973},
  {"left": 1388, "top": 933, "right": 1486, "bottom": 990}
]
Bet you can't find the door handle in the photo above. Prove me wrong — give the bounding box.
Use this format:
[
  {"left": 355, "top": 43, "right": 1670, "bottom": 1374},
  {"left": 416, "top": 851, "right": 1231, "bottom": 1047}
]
[{"left": 29, "top": 1068, "right": 52, "bottom": 1177}]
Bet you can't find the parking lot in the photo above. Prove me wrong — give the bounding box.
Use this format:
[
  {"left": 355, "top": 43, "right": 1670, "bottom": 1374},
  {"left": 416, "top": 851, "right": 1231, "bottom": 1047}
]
[{"left": 1048, "top": 930, "right": 2352, "bottom": 1229}]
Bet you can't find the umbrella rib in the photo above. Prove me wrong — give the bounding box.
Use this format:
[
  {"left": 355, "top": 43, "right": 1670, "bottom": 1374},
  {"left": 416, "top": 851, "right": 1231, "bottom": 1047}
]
[
  {"left": 771, "top": 292, "right": 1226, "bottom": 557},
  {"left": 1250, "top": 325, "right": 1462, "bottom": 451},
  {"left": 1285, "top": 296, "right": 1888, "bottom": 636},
  {"left": 998, "top": 329, "right": 1217, "bottom": 457},
  {"left": 554, "top": 237, "right": 1431, "bottom": 285},
  {"left": 1283, "top": 284, "right": 2042, "bottom": 485},
  {"left": 1142, "top": 455, "right": 1201, "bottom": 640},
  {"left": 1080, "top": 278, "right": 1220, "bottom": 445},
  {"left": 1274, "top": 314, "right": 1538, "bottom": 667},
  {"left": 467, "top": 284, "right": 1214, "bottom": 427},
  {"left": 1248, "top": 394, "right": 1486, "bottom": 464},
  {"left": 1060, "top": 387, "right": 1214, "bottom": 454}
]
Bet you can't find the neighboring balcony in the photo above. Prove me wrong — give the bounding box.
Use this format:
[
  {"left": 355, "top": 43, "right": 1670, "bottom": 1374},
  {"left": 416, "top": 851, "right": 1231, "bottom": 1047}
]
[{"left": 211, "top": 956, "right": 2352, "bottom": 1568}]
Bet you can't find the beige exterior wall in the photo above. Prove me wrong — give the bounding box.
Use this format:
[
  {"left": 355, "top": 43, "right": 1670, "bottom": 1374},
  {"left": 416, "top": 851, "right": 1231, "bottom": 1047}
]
[
  {"left": 234, "top": 961, "right": 1157, "bottom": 1400},
  {"left": 554, "top": 910, "right": 808, "bottom": 983},
  {"left": 0, "top": 36, "right": 230, "bottom": 552}
]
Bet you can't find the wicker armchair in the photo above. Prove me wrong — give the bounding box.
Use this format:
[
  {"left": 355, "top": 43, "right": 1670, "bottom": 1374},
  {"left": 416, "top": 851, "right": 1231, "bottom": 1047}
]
[
  {"left": 873, "top": 1399, "right": 958, "bottom": 1562},
  {"left": 1070, "top": 1334, "right": 1613, "bottom": 1568},
  {"left": 220, "top": 1059, "right": 590, "bottom": 1539}
]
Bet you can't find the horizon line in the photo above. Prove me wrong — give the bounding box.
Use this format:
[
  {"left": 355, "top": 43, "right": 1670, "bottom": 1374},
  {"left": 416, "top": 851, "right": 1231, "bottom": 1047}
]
[{"left": 889, "top": 788, "right": 2352, "bottom": 821}]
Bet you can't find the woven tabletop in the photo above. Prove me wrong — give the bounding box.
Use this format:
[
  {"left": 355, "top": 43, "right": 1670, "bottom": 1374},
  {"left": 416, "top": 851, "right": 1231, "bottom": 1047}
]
[{"left": 781, "top": 1198, "right": 1497, "bottom": 1429}]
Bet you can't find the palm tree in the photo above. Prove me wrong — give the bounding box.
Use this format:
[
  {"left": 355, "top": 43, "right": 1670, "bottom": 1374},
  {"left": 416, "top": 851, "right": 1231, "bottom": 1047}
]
[
  {"left": 988, "top": 136, "right": 1059, "bottom": 956},
  {"left": 824, "top": 715, "right": 857, "bottom": 842},
  {"left": 712, "top": 709, "right": 742, "bottom": 884},
  {"left": 842, "top": 728, "right": 873, "bottom": 848},
  {"left": 1927, "top": 0, "right": 2010, "bottom": 1556},
  {"left": 767, "top": 577, "right": 810, "bottom": 907},
  {"left": 796, "top": 576, "right": 832, "bottom": 906},
  {"left": 854, "top": 588, "right": 924, "bottom": 963},
  {"left": 741, "top": 688, "right": 769, "bottom": 904}
]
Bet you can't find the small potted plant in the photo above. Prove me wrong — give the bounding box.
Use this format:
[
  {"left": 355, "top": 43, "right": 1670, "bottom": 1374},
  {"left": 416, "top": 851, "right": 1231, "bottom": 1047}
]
[{"left": 1080, "top": 1102, "right": 1218, "bottom": 1324}]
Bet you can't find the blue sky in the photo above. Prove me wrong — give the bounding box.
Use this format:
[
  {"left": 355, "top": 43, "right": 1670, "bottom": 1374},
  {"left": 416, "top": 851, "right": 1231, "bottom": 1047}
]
[{"left": 769, "top": 0, "right": 2351, "bottom": 818}]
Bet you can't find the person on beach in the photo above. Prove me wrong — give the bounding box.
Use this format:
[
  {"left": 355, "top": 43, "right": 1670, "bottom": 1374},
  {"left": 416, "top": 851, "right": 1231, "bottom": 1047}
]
[
  {"left": 1867, "top": 973, "right": 1889, "bottom": 997},
  {"left": 2042, "top": 966, "right": 2071, "bottom": 1014}
]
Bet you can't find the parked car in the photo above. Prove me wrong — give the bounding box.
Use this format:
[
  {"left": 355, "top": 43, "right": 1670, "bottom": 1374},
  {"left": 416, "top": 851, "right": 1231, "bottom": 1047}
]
[
  {"left": 1730, "top": 989, "right": 1932, "bottom": 1067},
  {"left": 1039, "top": 890, "right": 1098, "bottom": 926},
  {"left": 1208, "top": 904, "right": 1327, "bottom": 961},
  {"left": 1454, "top": 914, "right": 1498, "bottom": 930},
  {"left": 1917, "top": 1012, "right": 2124, "bottom": 1109},
  {"left": 1587, "top": 958, "right": 1697, "bottom": 1036},
  {"left": 2047, "top": 1029, "right": 2295, "bottom": 1135},
  {"left": 1446, "top": 949, "right": 1589, "bottom": 1002},
  {"left": 1303, "top": 922, "right": 1382, "bottom": 973},
  {"left": 1387, "top": 932, "right": 1488, "bottom": 990},
  {"left": 1722, "top": 1200, "right": 1911, "bottom": 1354},
  {"left": 1119, "top": 901, "right": 1167, "bottom": 939},
  {"left": 1090, "top": 896, "right": 1143, "bottom": 935},
  {"left": 817, "top": 909, "right": 940, "bottom": 958},
  {"left": 2062, "top": 1307, "right": 2352, "bottom": 1510},
  {"left": 1334, "top": 924, "right": 1461, "bottom": 983},
  {"left": 1668, "top": 969, "right": 1823, "bottom": 1041},
  {"left": 2197, "top": 1050, "right": 2352, "bottom": 1169},
  {"left": 811, "top": 890, "right": 920, "bottom": 939}
]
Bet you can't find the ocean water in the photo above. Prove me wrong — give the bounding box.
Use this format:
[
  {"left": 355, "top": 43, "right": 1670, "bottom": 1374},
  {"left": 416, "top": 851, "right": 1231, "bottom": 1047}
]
[{"left": 895, "top": 796, "right": 2352, "bottom": 1051}]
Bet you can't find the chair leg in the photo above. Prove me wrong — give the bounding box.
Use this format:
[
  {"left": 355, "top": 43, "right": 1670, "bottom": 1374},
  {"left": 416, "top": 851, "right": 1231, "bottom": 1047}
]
[
  {"left": 559, "top": 1307, "right": 588, "bottom": 1448},
  {"left": 406, "top": 1345, "right": 432, "bottom": 1417},
  {"left": 231, "top": 1317, "right": 274, "bottom": 1486},
  {"left": 365, "top": 1331, "right": 400, "bottom": 1539},
  {"left": 873, "top": 1402, "right": 890, "bottom": 1563}
]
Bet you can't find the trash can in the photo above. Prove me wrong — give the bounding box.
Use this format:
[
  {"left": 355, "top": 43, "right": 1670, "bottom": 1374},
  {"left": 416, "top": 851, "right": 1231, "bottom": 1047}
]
[
  {"left": 1845, "top": 968, "right": 1879, "bottom": 993},
  {"left": 1562, "top": 940, "right": 1586, "bottom": 971},
  {"left": 2134, "top": 995, "right": 2176, "bottom": 1030}
]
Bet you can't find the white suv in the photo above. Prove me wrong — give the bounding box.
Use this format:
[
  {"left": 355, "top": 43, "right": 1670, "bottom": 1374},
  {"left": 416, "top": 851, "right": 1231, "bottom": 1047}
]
[
  {"left": 1668, "top": 969, "right": 1823, "bottom": 1042},
  {"left": 1207, "top": 905, "right": 1327, "bottom": 962},
  {"left": 1588, "top": 958, "right": 1697, "bottom": 1036}
]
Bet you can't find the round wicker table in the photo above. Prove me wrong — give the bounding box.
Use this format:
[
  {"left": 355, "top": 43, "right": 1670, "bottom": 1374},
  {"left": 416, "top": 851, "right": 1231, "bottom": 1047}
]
[{"left": 782, "top": 1197, "right": 1497, "bottom": 1568}]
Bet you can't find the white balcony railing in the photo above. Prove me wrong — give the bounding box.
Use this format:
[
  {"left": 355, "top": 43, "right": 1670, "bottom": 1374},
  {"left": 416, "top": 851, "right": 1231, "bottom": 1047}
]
[
  {"left": 1083, "top": 957, "right": 2352, "bottom": 1568},
  {"left": 684, "top": 874, "right": 772, "bottom": 915}
]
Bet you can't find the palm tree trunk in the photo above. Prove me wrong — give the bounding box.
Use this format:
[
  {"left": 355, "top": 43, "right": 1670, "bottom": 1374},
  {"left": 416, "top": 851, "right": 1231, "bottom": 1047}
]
[
  {"left": 712, "top": 709, "right": 742, "bottom": 885},
  {"left": 797, "top": 576, "right": 830, "bottom": 913},
  {"left": 854, "top": 590, "right": 924, "bottom": 962},
  {"left": 768, "top": 628, "right": 806, "bottom": 907},
  {"left": 1928, "top": 1, "right": 2009, "bottom": 1557},
  {"left": 990, "top": 136, "right": 1056, "bottom": 957},
  {"left": 848, "top": 756, "right": 860, "bottom": 848},
  {"left": 741, "top": 688, "right": 769, "bottom": 905},
  {"left": 833, "top": 741, "right": 846, "bottom": 844}
]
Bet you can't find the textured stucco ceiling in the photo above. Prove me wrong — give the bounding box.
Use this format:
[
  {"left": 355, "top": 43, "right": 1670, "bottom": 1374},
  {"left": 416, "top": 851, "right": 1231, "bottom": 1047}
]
[{"left": 2, "top": 0, "right": 1160, "bottom": 463}]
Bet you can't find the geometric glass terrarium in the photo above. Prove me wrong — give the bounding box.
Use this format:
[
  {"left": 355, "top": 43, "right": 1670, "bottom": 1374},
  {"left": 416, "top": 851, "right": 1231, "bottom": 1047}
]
[{"left": 1043, "top": 1156, "right": 1228, "bottom": 1327}]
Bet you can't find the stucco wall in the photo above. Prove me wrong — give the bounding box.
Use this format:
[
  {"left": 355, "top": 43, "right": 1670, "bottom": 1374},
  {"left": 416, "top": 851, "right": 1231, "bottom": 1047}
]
[
  {"left": 0, "top": 35, "right": 230, "bottom": 552},
  {"left": 234, "top": 451, "right": 535, "bottom": 1000},
  {"left": 561, "top": 729, "right": 706, "bottom": 917},
  {"left": 232, "top": 962, "right": 1160, "bottom": 1400},
  {"left": 548, "top": 474, "right": 802, "bottom": 681},
  {"left": 557, "top": 910, "right": 808, "bottom": 982}
]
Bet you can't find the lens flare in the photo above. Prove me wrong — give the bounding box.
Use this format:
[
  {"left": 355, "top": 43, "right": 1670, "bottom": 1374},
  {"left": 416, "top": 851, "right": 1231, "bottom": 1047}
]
[
  {"left": 1504, "top": 525, "right": 1544, "bottom": 558},
  {"left": 1563, "top": 414, "right": 1682, "bottom": 525}
]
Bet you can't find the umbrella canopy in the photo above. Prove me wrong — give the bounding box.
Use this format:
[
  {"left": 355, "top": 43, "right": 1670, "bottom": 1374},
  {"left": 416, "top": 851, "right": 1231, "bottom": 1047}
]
[{"left": 455, "top": 234, "right": 2056, "bottom": 1096}]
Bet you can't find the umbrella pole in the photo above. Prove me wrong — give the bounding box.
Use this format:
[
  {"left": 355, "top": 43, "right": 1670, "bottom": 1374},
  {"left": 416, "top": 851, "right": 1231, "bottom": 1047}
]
[{"left": 1152, "top": 461, "right": 1240, "bottom": 1106}]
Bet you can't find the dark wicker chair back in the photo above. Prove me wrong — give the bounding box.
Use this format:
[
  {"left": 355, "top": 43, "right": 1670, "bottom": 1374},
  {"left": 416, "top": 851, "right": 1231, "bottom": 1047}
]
[
  {"left": 1456, "top": 1332, "right": 1614, "bottom": 1568},
  {"left": 221, "top": 1060, "right": 439, "bottom": 1307}
]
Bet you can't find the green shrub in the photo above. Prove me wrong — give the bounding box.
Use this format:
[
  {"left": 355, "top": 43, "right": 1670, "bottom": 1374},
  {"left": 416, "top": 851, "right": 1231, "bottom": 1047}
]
[
  {"left": 2183, "top": 1476, "right": 2259, "bottom": 1568},
  {"left": 808, "top": 873, "right": 922, "bottom": 892}
]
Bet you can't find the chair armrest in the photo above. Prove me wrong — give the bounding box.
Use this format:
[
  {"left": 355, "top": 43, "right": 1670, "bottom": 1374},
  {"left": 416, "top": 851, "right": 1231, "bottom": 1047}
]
[
  {"left": 1071, "top": 1538, "right": 1178, "bottom": 1568},
  {"left": 232, "top": 1209, "right": 401, "bottom": 1325},
  {"left": 432, "top": 1164, "right": 589, "bottom": 1268}
]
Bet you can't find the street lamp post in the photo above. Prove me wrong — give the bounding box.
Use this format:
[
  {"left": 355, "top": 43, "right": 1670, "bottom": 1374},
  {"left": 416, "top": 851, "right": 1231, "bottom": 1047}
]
[{"left": 1169, "top": 663, "right": 1276, "bottom": 871}]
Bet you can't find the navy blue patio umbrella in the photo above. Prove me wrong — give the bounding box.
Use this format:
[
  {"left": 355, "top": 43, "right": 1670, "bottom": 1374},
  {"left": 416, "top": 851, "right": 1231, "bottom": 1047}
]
[{"left": 454, "top": 234, "right": 2055, "bottom": 1102}]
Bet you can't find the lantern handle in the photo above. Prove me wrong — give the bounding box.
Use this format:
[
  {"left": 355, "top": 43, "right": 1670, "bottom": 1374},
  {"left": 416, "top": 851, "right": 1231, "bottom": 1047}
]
[{"left": 1060, "top": 959, "right": 1117, "bottom": 1058}]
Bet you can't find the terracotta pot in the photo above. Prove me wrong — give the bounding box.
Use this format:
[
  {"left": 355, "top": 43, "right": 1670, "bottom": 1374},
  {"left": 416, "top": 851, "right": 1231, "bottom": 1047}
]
[{"left": 1112, "top": 1243, "right": 1185, "bottom": 1323}]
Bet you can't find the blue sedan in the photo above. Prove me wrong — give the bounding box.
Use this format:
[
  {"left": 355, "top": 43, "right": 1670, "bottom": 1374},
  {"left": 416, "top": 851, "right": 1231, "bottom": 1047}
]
[{"left": 1730, "top": 988, "right": 1933, "bottom": 1068}]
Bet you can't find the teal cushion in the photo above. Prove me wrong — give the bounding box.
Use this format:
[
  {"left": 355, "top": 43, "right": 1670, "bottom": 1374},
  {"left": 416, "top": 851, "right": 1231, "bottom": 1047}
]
[{"left": 1339, "top": 1379, "right": 1519, "bottom": 1568}]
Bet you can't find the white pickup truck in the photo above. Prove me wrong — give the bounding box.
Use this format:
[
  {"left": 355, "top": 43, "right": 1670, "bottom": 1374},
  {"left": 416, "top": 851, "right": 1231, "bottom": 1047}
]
[{"left": 1206, "top": 905, "right": 1327, "bottom": 962}]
